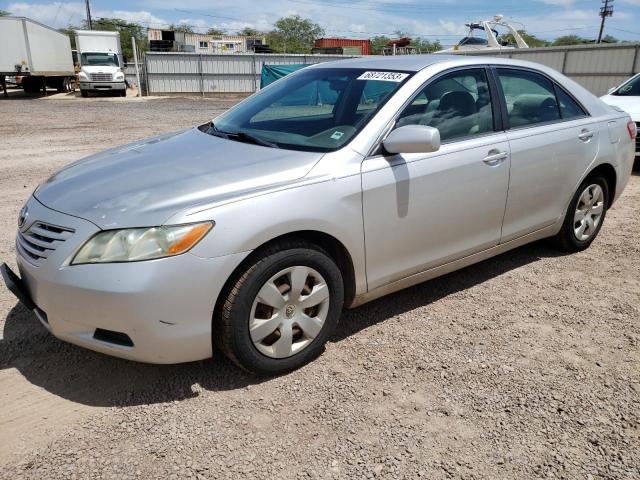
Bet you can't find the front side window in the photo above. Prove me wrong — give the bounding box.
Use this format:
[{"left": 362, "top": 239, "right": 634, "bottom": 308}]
[
  {"left": 496, "top": 68, "right": 561, "bottom": 128},
  {"left": 395, "top": 68, "right": 494, "bottom": 142},
  {"left": 213, "top": 68, "right": 411, "bottom": 152}
]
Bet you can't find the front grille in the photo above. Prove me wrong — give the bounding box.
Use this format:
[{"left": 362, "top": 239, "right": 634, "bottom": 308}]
[
  {"left": 89, "top": 73, "right": 113, "bottom": 82},
  {"left": 17, "top": 222, "right": 74, "bottom": 266}
]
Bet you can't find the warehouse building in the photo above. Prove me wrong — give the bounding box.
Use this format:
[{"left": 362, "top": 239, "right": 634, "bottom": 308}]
[{"left": 148, "top": 28, "right": 266, "bottom": 54}]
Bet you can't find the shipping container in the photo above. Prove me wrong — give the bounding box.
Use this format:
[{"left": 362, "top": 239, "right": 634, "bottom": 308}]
[
  {"left": 314, "top": 38, "right": 371, "bottom": 56},
  {"left": 0, "top": 16, "right": 75, "bottom": 94}
]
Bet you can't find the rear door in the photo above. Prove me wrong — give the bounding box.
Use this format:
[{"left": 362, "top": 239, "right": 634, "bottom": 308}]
[{"left": 494, "top": 67, "right": 600, "bottom": 242}]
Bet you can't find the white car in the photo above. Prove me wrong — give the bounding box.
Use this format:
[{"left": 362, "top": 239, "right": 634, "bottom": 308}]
[{"left": 601, "top": 73, "right": 640, "bottom": 158}]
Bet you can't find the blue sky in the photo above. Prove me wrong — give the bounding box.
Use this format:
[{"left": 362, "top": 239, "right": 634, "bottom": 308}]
[{"left": 2, "top": 0, "right": 640, "bottom": 45}]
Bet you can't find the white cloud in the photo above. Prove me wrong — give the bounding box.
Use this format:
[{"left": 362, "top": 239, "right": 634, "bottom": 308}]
[
  {"left": 5, "top": 0, "right": 640, "bottom": 43},
  {"left": 7, "top": 2, "right": 85, "bottom": 27},
  {"left": 107, "top": 10, "right": 167, "bottom": 28},
  {"left": 535, "top": 0, "right": 575, "bottom": 6},
  {"left": 6, "top": 2, "right": 168, "bottom": 28}
]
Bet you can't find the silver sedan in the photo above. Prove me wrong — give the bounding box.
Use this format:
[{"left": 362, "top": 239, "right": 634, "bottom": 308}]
[{"left": 2, "top": 55, "right": 635, "bottom": 375}]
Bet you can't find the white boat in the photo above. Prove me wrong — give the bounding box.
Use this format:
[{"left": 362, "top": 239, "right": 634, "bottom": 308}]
[{"left": 437, "top": 15, "right": 529, "bottom": 53}]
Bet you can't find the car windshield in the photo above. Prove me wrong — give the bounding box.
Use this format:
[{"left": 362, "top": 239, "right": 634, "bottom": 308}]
[
  {"left": 210, "top": 67, "right": 412, "bottom": 152},
  {"left": 613, "top": 75, "right": 640, "bottom": 96},
  {"left": 81, "top": 53, "right": 119, "bottom": 67}
]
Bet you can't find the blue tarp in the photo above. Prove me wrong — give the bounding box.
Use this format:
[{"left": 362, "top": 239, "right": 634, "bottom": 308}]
[{"left": 260, "top": 64, "right": 308, "bottom": 88}]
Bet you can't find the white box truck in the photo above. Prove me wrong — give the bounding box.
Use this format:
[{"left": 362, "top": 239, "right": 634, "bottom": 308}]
[
  {"left": 75, "top": 30, "right": 126, "bottom": 97},
  {"left": 0, "top": 16, "right": 75, "bottom": 95}
]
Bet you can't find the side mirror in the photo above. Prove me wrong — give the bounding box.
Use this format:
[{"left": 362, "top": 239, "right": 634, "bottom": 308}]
[
  {"left": 383, "top": 125, "right": 441, "bottom": 154},
  {"left": 607, "top": 87, "right": 617, "bottom": 94}
]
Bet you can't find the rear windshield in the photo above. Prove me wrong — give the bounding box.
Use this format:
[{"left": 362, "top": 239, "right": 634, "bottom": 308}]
[{"left": 212, "top": 67, "right": 413, "bottom": 152}]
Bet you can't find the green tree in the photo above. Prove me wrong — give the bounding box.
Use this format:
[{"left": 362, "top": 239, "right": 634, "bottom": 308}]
[
  {"left": 552, "top": 34, "right": 588, "bottom": 46},
  {"left": 0, "top": 10, "right": 10, "bottom": 16},
  {"left": 501, "top": 29, "right": 550, "bottom": 48},
  {"left": 206, "top": 27, "right": 226, "bottom": 36},
  {"left": 237, "top": 26, "right": 261, "bottom": 37},
  {"left": 370, "top": 35, "right": 391, "bottom": 55},
  {"left": 370, "top": 33, "right": 441, "bottom": 55},
  {"left": 601, "top": 34, "right": 618, "bottom": 43},
  {"left": 169, "top": 23, "right": 194, "bottom": 34},
  {"left": 266, "top": 15, "right": 324, "bottom": 53},
  {"left": 82, "top": 18, "right": 147, "bottom": 61},
  {"left": 411, "top": 37, "right": 442, "bottom": 53}
]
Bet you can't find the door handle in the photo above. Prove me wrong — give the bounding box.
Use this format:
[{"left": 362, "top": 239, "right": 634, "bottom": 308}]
[
  {"left": 578, "top": 130, "right": 594, "bottom": 142},
  {"left": 482, "top": 150, "right": 508, "bottom": 166}
]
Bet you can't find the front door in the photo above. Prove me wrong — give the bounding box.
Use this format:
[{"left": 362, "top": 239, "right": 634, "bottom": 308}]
[{"left": 362, "top": 67, "right": 511, "bottom": 290}]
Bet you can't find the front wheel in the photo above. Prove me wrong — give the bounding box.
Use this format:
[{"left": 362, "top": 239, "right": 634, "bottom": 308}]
[
  {"left": 215, "top": 241, "right": 344, "bottom": 375},
  {"left": 553, "top": 175, "right": 609, "bottom": 252}
]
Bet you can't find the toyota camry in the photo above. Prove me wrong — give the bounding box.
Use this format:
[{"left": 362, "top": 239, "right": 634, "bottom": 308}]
[{"left": 1, "top": 55, "right": 634, "bottom": 375}]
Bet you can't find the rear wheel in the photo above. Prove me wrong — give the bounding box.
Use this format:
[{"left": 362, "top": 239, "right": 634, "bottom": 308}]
[
  {"left": 215, "top": 240, "right": 344, "bottom": 375},
  {"left": 553, "top": 175, "right": 609, "bottom": 252}
]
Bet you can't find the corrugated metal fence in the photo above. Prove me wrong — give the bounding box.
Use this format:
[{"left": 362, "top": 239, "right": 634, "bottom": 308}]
[
  {"left": 133, "top": 52, "right": 355, "bottom": 95},
  {"left": 123, "top": 63, "right": 143, "bottom": 89},
  {"left": 454, "top": 42, "right": 640, "bottom": 96},
  {"left": 126, "top": 44, "right": 640, "bottom": 96}
]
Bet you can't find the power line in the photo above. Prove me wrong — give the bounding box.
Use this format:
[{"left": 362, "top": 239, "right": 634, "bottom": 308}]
[
  {"left": 85, "top": 0, "right": 92, "bottom": 30},
  {"left": 597, "top": 0, "right": 614, "bottom": 43}
]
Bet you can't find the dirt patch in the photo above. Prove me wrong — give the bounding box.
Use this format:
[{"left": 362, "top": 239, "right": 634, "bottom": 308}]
[{"left": 0, "top": 95, "right": 638, "bottom": 479}]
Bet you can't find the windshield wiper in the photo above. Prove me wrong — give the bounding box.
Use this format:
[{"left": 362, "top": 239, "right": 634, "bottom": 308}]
[
  {"left": 230, "top": 131, "right": 280, "bottom": 149},
  {"left": 205, "top": 123, "right": 279, "bottom": 148}
]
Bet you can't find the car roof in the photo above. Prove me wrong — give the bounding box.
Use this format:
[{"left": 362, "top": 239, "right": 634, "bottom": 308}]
[
  {"left": 312, "top": 54, "right": 462, "bottom": 72},
  {"left": 310, "top": 54, "right": 550, "bottom": 73}
]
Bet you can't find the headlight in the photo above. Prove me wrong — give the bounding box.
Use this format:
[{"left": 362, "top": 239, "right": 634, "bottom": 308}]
[
  {"left": 72, "top": 222, "right": 213, "bottom": 265},
  {"left": 114, "top": 72, "right": 125, "bottom": 80},
  {"left": 78, "top": 71, "right": 88, "bottom": 80}
]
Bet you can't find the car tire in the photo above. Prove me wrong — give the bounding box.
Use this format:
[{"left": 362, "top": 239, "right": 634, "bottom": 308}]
[
  {"left": 120, "top": 90, "right": 126, "bottom": 97},
  {"left": 215, "top": 240, "right": 344, "bottom": 375},
  {"left": 80, "top": 90, "right": 88, "bottom": 98},
  {"left": 553, "top": 175, "right": 609, "bottom": 252}
]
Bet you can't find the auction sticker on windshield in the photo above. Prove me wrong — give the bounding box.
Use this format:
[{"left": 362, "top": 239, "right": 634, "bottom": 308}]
[{"left": 357, "top": 71, "right": 409, "bottom": 82}]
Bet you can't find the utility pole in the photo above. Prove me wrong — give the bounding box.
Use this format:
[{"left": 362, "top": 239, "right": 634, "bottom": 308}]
[
  {"left": 597, "top": 0, "right": 614, "bottom": 43},
  {"left": 85, "top": 0, "right": 92, "bottom": 30}
]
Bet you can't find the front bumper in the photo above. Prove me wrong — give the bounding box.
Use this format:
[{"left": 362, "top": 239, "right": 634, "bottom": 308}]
[
  {"left": 80, "top": 81, "right": 126, "bottom": 91},
  {"left": 3, "top": 197, "right": 249, "bottom": 364}
]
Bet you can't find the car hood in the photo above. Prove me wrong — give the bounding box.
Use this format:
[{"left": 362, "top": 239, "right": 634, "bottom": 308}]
[
  {"left": 34, "top": 128, "right": 324, "bottom": 229},
  {"left": 600, "top": 94, "right": 640, "bottom": 118}
]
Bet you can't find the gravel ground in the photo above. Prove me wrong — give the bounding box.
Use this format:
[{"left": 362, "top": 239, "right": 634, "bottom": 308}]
[{"left": 0, "top": 92, "right": 639, "bottom": 479}]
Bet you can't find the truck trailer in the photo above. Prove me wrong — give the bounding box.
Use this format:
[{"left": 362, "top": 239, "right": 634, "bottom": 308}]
[
  {"left": 75, "top": 30, "right": 126, "bottom": 97},
  {"left": 0, "top": 16, "right": 75, "bottom": 96}
]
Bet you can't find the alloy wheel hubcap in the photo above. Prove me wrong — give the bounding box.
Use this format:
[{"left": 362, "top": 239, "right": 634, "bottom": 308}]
[
  {"left": 249, "top": 265, "right": 330, "bottom": 359},
  {"left": 574, "top": 183, "right": 604, "bottom": 241}
]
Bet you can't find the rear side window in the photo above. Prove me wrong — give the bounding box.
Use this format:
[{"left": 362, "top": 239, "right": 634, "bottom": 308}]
[
  {"left": 496, "top": 69, "right": 561, "bottom": 128},
  {"left": 395, "top": 68, "right": 494, "bottom": 142},
  {"left": 555, "top": 87, "right": 587, "bottom": 120}
]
